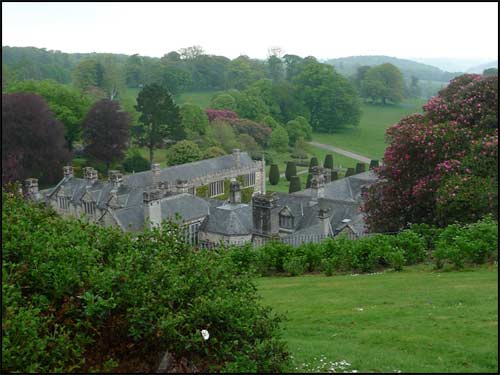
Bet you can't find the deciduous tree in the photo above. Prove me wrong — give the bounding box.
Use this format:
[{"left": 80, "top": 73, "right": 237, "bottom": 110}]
[
  {"left": 82, "top": 99, "right": 130, "bottom": 171},
  {"left": 2, "top": 93, "right": 71, "bottom": 185}
]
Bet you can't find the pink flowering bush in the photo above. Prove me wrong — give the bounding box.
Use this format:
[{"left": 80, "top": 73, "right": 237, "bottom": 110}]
[
  {"left": 363, "top": 74, "right": 498, "bottom": 231},
  {"left": 205, "top": 108, "right": 238, "bottom": 122}
]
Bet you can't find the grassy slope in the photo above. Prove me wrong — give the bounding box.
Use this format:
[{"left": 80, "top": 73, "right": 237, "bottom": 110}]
[
  {"left": 256, "top": 264, "right": 498, "bottom": 373},
  {"left": 312, "top": 99, "right": 425, "bottom": 160}
]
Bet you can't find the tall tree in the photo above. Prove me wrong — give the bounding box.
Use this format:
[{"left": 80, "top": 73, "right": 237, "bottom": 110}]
[
  {"left": 5, "top": 79, "right": 93, "bottom": 151},
  {"left": 294, "top": 59, "right": 361, "bottom": 132},
  {"left": 361, "top": 63, "right": 405, "bottom": 104},
  {"left": 2, "top": 93, "right": 71, "bottom": 185},
  {"left": 135, "top": 84, "right": 183, "bottom": 165},
  {"left": 82, "top": 99, "right": 130, "bottom": 171},
  {"left": 180, "top": 103, "right": 209, "bottom": 137}
]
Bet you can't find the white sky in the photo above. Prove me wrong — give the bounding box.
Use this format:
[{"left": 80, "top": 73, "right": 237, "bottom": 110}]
[{"left": 2, "top": 2, "right": 498, "bottom": 61}]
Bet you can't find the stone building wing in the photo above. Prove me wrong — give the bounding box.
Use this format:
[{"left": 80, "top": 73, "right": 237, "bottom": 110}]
[{"left": 200, "top": 202, "right": 253, "bottom": 236}]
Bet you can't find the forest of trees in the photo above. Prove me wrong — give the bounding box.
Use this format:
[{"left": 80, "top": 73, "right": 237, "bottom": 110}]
[{"left": 2, "top": 45, "right": 466, "bottom": 187}]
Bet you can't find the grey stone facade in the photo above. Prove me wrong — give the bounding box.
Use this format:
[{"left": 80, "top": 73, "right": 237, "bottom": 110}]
[{"left": 29, "top": 150, "right": 378, "bottom": 247}]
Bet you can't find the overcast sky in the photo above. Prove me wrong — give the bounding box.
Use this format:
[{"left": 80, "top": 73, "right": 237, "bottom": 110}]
[{"left": 2, "top": 2, "right": 498, "bottom": 61}]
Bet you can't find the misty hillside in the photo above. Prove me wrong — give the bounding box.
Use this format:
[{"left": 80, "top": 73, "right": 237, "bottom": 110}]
[
  {"left": 466, "top": 60, "right": 498, "bottom": 73},
  {"left": 324, "top": 55, "right": 461, "bottom": 82}
]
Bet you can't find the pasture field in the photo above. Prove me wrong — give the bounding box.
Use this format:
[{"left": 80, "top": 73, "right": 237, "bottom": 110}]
[
  {"left": 256, "top": 264, "right": 498, "bottom": 373},
  {"left": 312, "top": 99, "right": 426, "bottom": 160}
]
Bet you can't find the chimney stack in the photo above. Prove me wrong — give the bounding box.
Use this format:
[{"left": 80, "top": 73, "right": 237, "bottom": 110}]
[
  {"left": 232, "top": 149, "right": 241, "bottom": 168},
  {"left": 143, "top": 188, "right": 162, "bottom": 229},
  {"left": 310, "top": 166, "right": 325, "bottom": 201},
  {"left": 229, "top": 179, "right": 241, "bottom": 204},
  {"left": 151, "top": 163, "right": 161, "bottom": 187},
  {"left": 83, "top": 167, "right": 98, "bottom": 184},
  {"left": 176, "top": 179, "right": 189, "bottom": 194},
  {"left": 23, "top": 178, "right": 39, "bottom": 200},
  {"left": 252, "top": 192, "right": 279, "bottom": 238},
  {"left": 318, "top": 207, "right": 332, "bottom": 237},
  {"left": 63, "top": 165, "right": 74, "bottom": 178},
  {"left": 108, "top": 170, "right": 123, "bottom": 188}
]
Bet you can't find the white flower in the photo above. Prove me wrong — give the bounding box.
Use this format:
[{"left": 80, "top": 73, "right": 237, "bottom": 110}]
[
  {"left": 355, "top": 307, "right": 364, "bottom": 311},
  {"left": 201, "top": 329, "right": 210, "bottom": 340}
]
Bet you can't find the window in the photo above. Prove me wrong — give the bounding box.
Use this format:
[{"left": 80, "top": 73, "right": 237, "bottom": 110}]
[
  {"left": 184, "top": 220, "right": 201, "bottom": 245},
  {"left": 209, "top": 180, "right": 224, "bottom": 197},
  {"left": 58, "top": 196, "right": 69, "bottom": 210},
  {"left": 83, "top": 201, "right": 96, "bottom": 215},
  {"left": 243, "top": 173, "right": 256, "bottom": 187},
  {"left": 279, "top": 214, "right": 294, "bottom": 229}
]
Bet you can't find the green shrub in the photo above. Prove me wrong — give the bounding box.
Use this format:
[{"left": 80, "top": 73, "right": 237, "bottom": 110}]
[
  {"left": 324, "top": 154, "right": 334, "bottom": 169},
  {"left": 289, "top": 176, "right": 301, "bottom": 193},
  {"left": 387, "top": 248, "right": 406, "bottom": 271},
  {"left": 122, "top": 152, "right": 150, "bottom": 173},
  {"left": 369, "top": 160, "right": 379, "bottom": 170},
  {"left": 283, "top": 256, "right": 307, "bottom": 276},
  {"left": 2, "top": 190, "right": 290, "bottom": 373},
  {"left": 355, "top": 162, "right": 366, "bottom": 174},
  {"left": 408, "top": 223, "right": 442, "bottom": 251},
  {"left": 345, "top": 167, "right": 355, "bottom": 177},
  {"left": 269, "top": 164, "right": 280, "bottom": 185},
  {"left": 321, "top": 257, "right": 336, "bottom": 276},
  {"left": 390, "top": 230, "right": 427, "bottom": 265},
  {"left": 435, "top": 217, "right": 498, "bottom": 269},
  {"left": 285, "top": 161, "right": 297, "bottom": 181}
]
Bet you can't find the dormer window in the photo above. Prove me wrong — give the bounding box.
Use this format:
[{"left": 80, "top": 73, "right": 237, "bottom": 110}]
[
  {"left": 83, "top": 200, "right": 96, "bottom": 215},
  {"left": 58, "top": 196, "right": 69, "bottom": 210},
  {"left": 279, "top": 207, "right": 294, "bottom": 229}
]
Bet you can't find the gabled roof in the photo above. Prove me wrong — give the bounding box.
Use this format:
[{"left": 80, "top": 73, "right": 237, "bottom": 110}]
[
  {"left": 200, "top": 202, "right": 253, "bottom": 236},
  {"left": 124, "top": 152, "right": 257, "bottom": 188},
  {"left": 112, "top": 193, "right": 210, "bottom": 232}
]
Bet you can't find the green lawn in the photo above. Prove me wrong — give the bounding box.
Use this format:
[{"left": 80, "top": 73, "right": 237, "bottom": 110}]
[
  {"left": 177, "top": 91, "right": 219, "bottom": 108},
  {"left": 256, "top": 264, "right": 498, "bottom": 373},
  {"left": 312, "top": 99, "right": 426, "bottom": 160}
]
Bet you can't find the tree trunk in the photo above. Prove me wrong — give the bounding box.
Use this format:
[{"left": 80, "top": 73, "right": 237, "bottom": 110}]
[{"left": 149, "top": 144, "right": 154, "bottom": 167}]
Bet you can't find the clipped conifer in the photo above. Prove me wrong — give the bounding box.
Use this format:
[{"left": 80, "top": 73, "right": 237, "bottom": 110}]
[
  {"left": 285, "top": 161, "right": 297, "bottom": 181},
  {"left": 369, "top": 160, "right": 379, "bottom": 170},
  {"left": 309, "top": 156, "right": 319, "bottom": 169},
  {"left": 331, "top": 170, "right": 339, "bottom": 181},
  {"left": 345, "top": 167, "right": 355, "bottom": 177},
  {"left": 269, "top": 164, "right": 280, "bottom": 185},
  {"left": 324, "top": 154, "right": 334, "bottom": 169},
  {"left": 289, "top": 175, "right": 301, "bottom": 193},
  {"left": 355, "top": 162, "right": 366, "bottom": 174}
]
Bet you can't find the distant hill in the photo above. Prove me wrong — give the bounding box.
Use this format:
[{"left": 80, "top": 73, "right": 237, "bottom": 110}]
[
  {"left": 466, "top": 60, "right": 498, "bottom": 74},
  {"left": 410, "top": 58, "right": 494, "bottom": 73},
  {"left": 324, "top": 55, "right": 461, "bottom": 82}
]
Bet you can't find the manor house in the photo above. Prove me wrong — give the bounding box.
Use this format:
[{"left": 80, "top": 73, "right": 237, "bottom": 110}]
[{"left": 25, "top": 149, "right": 378, "bottom": 246}]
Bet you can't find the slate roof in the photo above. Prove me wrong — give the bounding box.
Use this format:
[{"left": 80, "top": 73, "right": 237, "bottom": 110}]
[
  {"left": 200, "top": 202, "right": 253, "bottom": 236},
  {"left": 112, "top": 193, "right": 210, "bottom": 232},
  {"left": 124, "top": 152, "right": 256, "bottom": 188},
  {"left": 300, "top": 170, "right": 378, "bottom": 202}
]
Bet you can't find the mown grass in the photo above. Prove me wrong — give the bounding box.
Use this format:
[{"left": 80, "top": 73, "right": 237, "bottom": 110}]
[
  {"left": 312, "top": 99, "right": 426, "bottom": 160},
  {"left": 176, "top": 91, "right": 219, "bottom": 108},
  {"left": 256, "top": 264, "right": 498, "bottom": 373}
]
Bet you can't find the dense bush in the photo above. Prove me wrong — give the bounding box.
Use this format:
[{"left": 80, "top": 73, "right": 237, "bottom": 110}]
[
  {"left": 363, "top": 74, "right": 498, "bottom": 232},
  {"left": 2, "top": 189, "right": 290, "bottom": 373},
  {"left": 224, "top": 218, "right": 497, "bottom": 277},
  {"left": 434, "top": 216, "right": 498, "bottom": 269},
  {"left": 122, "top": 151, "right": 150, "bottom": 173}
]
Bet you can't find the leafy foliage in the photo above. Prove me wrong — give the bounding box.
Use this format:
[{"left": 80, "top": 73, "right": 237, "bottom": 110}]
[
  {"left": 2, "top": 93, "right": 71, "bottom": 186},
  {"left": 4, "top": 79, "right": 93, "bottom": 151},
  {"left": 2, "top": 190, "right": 290, "bottom": 373},
  {"left": 166, "top": 140, "right": 203, "bottom": 166},
  {"left": 82, "top": 99, "right": 130, "bottom": 168},
  {"left": 363, "top": 74, "right": 498, "bottom": 231},
  {"left": 135, "top": 83, "right": 183, "bottom": 165}
]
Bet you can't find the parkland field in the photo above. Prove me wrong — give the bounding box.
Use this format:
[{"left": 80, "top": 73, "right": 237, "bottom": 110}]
[{"left": 256, "top": 264, "right": 498, "bottom": 373}]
